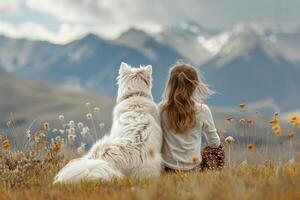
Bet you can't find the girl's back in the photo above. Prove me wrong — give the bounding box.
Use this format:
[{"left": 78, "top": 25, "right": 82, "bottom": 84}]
[
  {"left": 160, "top": 63, "right": 221, "bottom": 171},
  {"left": 160, "top": 103, "right": 220, "bottom": 170}
]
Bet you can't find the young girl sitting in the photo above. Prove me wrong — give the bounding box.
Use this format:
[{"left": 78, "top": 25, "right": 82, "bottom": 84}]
[{"left": 159, "top": 63, "right": 224, "bottom": 172}]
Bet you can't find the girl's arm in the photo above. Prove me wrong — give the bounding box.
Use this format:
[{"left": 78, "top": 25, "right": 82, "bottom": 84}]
[{"left": 201, "top": 104, "right": 221, "bottom": 148}]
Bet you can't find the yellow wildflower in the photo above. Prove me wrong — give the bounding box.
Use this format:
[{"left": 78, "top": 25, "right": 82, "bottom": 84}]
[
  {"left": 269, "top": 117, "right": 279, "bottom": 124},
  {"left": 291, "top": 116, "right": 298, "bottom": 121},
  {"left": 247, "top": 144, "right": 254, "bottom": 151},
  {"left": 2, "top": 139, "right": 10, "bottom": 150},
  {"left": 287, "top": 133, "right": 294, "bottom": 140},
  {"left": 272, "top": 124, "right": 280, "bottom": 131},
  {"left": 239, "top": 103, "right": 246, "bottom": 109},
  {"left": 246, "top": 119, "right": 253, "bottom": 124},
  {"left": 290, "top": 116, "right": 299, "bottom": 125},
  {"left": 274, "top": 129, "right": 281, "bottom": 136}
]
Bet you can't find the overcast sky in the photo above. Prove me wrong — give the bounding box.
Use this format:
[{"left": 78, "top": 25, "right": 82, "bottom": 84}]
[{"left": 0, "top": 0, "right": 299, "bottom": 43}]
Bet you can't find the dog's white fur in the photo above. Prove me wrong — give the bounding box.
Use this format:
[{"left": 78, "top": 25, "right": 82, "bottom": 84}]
[{"left": 54, "top": 62, "right": 162, "bottom": 183}]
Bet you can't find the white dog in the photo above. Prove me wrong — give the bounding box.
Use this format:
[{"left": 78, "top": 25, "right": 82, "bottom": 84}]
[{"left": 54, "top": 62, "right": 162, "bottom": 183}]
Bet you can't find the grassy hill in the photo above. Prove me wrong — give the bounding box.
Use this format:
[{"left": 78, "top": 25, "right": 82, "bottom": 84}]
[{"left": 0, "top": 73, "right": 114, "bottom": 132}]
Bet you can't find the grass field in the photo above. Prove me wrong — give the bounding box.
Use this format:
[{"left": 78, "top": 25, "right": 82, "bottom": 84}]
[
  {"left": 1, "top": 103, "right": 300, "bottom": 200},
  {"left": 1, "top": 150, "right": 300, "bottom": 200}
]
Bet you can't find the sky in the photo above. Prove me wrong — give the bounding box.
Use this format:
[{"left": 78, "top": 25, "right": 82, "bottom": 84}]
[{"left": 0, "top": 0, "right": 299, "bottom": 44}]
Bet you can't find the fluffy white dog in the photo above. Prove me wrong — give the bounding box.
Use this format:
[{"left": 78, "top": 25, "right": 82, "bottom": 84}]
[{"left": 54, "top": 62, "right": 162, "bottom": 183}]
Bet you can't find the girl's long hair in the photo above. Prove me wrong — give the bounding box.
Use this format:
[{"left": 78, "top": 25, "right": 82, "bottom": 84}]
[{"left": 161, "top": 63, "right": 213, "bottom": 133}]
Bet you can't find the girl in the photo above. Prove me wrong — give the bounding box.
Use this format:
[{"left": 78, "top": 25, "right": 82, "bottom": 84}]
[{"left": 159, "top": 63, "right": 224, "bottom": 172}]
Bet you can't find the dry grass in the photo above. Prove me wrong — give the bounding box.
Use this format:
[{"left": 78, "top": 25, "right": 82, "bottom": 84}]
[
  {"left": 1, "top": 103, "right": 300, "bottom": 199},
  {"left": 0, "top": 150, "right": 300, "bottom": 200}
]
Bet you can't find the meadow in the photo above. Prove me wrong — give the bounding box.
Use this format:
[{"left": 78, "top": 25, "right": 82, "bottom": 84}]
[{"left": 0, "top": 102, "right": 299, "bottom": 200}]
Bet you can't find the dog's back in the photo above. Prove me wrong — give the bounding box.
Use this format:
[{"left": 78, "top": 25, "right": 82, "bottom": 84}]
[
  {"left": 107, "top": 95, "right": 162, "bottom": 176},
  {"left": 54, "top": 63, "right": 162, "bottom": 183}
]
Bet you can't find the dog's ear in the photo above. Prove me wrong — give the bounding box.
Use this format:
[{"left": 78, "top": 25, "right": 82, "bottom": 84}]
[
  {"left": 119, "top": 62, "right": 131, "bottom": 74},
  {"left": 143, "top": 65, "right": 152, "bottom": 75}
]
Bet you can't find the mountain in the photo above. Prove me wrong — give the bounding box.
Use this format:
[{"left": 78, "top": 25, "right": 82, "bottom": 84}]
[
  {"left": 0, "top": 32, "right": 184, "bottom": 100},
  {"left": 200, "top": 24, "right": 300, "bottom": 112},
  {"left": 113, "top": 28, "right": 186, "bottom": 97},
  {"left": 156, "top": 21, "right": 219, "bottom": 64},
  {"left": 158, "top": 22, "right": 300, "bottom": 66},
  {"left": 158, "top": 22, "right": 300, "bottom": 112},
  {"left": 0, "top": 73, "right": 114, "bottom": 131},
  {"left": 1, "top": 22, "right": 300, "bottom": 112}
]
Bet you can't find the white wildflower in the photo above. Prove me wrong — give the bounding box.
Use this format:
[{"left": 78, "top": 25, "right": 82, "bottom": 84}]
[
  {"left": 67, "top": 127, "right": 76, "bottom": 135},
  {"left": 59, "top": 115, "right": 64, "bottom": 121},
  {"left": 99, "top": 122, "right": 105, "bottom": 128},
  {"left": 94, "top": 107, "right": 100, "bottom": 112},
  {"left": 83, "top": 127, "right": 89, "bottom": 132},
  {"left": 85, "top": 102, "right": 91, "bottom": 107},
  {"left": 225, "top": 136, "right": 235, "bottom": 145},
  {"left": 77, "top": 122, "right": 84, "bottom": 129},
  {"left": 81, "top": 127, "right": 90, "bottom": 136},
  {"left": 225, "top": 136, "right": 235, "bottom": 167},
  {"left": 68, "top": 120, "right": 75, "bottom": 127},
  {"left": 86, "top": 113, "right": 93, "bottom": 120},
  {"left": 77, "top": 143, "right": 86, "bottom": 155},
  {"left": 68, "top": 134, "right": 76, "bottom": 144},
  {"left": 6, "top": 120, "right": 12, "bottom": 128},
  {"left": 59, "top": 129, "right": 64, "bottom": 134}
]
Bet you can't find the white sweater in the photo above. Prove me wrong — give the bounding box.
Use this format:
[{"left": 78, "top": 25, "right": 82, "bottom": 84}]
[{"left": 159, "top": 103, "right": 221, "bottom": 170}]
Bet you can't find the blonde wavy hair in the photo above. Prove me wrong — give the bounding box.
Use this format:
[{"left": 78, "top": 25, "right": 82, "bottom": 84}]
[{"left": 161, "top": 63, "right": 213, "bottom": 133}]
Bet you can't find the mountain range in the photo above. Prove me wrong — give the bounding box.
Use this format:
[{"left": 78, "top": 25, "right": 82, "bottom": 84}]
[{"left": 1, "top": 21, "right": 300, "bottom": 113}]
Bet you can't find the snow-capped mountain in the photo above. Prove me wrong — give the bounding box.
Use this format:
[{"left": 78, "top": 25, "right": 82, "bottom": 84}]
[
  {"left": 198, "top": 23, "right": 300, "bottom": 112},
  {"left": 157, "top": 22, "right": 300, "bottom": 112},
  {"left": 0, "top": 32, "right": 183, "bottom": 100},
  {"left": 202, "top": 23, "right": 300, "bottom": 66},
  {"left": 202, "top": 42, "right": 300, "bottom": 111},
  {"left": 1, "top": 22, "right": 300, "bottom": 112},
  {"left": 156, "top": 21, "right": 219, "bottom": 64},
  {"left": 158, "top": 22, "right": 300, "bottom": 66}
]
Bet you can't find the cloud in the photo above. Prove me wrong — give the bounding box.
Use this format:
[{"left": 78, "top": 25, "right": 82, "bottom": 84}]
[
  {"left": 1, "top": 0, "right": 300, "bottom": 43},
  {"left": 0, "top": 19, "right": 132, "bottom": 43},
  {"left": 25, "top": 0, "right": 190, "bottom": 33},
  {"left": 25, "top": 0, "right": 126, "bottom": 24},
  {"left": 25, "top": 0, "right": 300, "bottom": 29},
  {"left": 0, "top": 0, "right": 20, "bottom": 15},
  {"left": 0, "top": 21, "right": 88, "bottom": 43}
]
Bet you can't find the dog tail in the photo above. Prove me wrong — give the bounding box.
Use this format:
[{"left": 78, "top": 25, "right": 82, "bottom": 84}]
[{"left": 53, "top": 157, "right": 123, "bottom": 184}]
